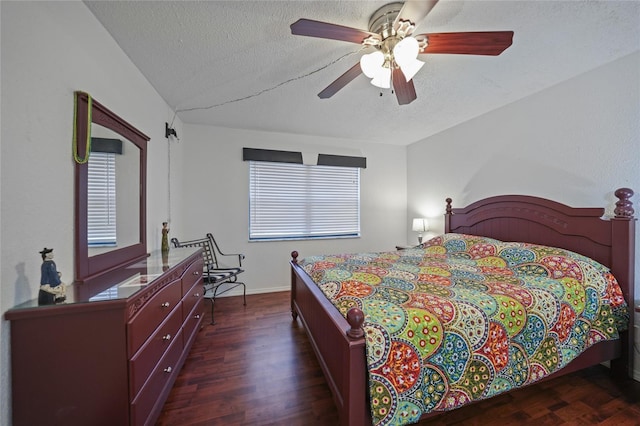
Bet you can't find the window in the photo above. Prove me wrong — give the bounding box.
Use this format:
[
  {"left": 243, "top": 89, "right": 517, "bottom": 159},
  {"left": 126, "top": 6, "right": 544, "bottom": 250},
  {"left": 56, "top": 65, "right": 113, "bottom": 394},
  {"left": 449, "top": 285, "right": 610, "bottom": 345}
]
[
  {"left": 249, "top": 161, "right": 360, "bottom": 240},
  {"left": 87, "top": 152, "right": 117, "bottom": 246}
]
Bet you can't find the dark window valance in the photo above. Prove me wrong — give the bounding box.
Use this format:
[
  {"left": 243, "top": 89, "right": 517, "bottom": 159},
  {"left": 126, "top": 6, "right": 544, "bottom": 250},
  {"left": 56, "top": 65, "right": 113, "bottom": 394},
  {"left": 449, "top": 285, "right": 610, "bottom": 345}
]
[
  {"left": 91, "top": 138, "right": 123, "bottom": 154},
  {"left": 317, "top": 153, "right": 366, "bottom": 168},
  {"left": 242, "top": 148, "right": 302, "bottom": 164},
  {"left": 243, "top": 147, "right": 366, "bottom": 168}
]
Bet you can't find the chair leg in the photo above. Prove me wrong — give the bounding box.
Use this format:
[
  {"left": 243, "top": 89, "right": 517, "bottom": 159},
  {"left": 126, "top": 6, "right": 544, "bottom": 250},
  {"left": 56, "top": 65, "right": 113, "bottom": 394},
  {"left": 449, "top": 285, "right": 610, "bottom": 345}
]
[
  {"left": 240, "top": 282, "right": 246, "bottom": 306},
  {"left": 209, "top": 298, "right": 216, "bottom": 325}
]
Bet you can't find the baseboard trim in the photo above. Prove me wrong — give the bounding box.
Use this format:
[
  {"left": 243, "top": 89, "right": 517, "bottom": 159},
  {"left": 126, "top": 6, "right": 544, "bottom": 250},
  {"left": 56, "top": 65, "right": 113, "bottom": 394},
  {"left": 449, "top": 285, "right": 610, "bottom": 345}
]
[{"left": 212, "top": 285, "right": 290, "bottom": 298}]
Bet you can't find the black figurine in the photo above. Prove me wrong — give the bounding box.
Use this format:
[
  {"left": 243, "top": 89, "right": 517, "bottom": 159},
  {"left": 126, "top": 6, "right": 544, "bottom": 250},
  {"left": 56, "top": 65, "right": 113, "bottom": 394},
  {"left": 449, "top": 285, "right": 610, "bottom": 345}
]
[{"left": 38, "top": 248, "right": 66, "bottom": 305}]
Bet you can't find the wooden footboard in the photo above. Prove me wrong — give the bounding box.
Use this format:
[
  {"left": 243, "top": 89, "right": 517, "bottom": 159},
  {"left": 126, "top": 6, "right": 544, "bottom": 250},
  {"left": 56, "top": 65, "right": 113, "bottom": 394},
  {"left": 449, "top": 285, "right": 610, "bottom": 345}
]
[{"left": 290, "top": 252, "right": 370, "bottom": 426}]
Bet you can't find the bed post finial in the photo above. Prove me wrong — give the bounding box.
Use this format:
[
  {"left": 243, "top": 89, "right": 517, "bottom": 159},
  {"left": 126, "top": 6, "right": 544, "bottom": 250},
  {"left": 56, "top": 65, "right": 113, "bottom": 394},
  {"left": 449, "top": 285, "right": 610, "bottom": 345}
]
[
  {"left": 446, "top": 198, "right": 453, "bottom": 214},
  {"left": 291, "top": 251, "right": 299, "bottom": 264},
  {"left": 614, "top": 188, "right": 634, "bottom": 218},
  {"left": 346, "top": 307, "right": 365, "bottom": 339}
]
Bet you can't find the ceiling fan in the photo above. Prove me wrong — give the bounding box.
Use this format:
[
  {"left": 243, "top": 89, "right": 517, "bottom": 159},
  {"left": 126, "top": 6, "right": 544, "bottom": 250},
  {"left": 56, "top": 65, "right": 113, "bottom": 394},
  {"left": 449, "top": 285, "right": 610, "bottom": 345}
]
[{"left": 290, "top": 0, "right": 513, "bottom": 105}]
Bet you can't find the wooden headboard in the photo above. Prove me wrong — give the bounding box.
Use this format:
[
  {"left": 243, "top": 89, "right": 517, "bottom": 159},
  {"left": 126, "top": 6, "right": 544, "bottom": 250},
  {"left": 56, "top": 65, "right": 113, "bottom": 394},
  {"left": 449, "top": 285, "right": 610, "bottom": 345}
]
[{"left": 444, "top": 187, "right": 636, "bottom": 377}]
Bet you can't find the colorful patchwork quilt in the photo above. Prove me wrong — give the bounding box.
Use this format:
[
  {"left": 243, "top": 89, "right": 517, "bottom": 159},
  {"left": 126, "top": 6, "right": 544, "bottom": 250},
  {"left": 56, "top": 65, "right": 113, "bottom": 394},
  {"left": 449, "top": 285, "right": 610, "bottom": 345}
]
[{"left": 298, "top": 233, "right": 629, "bottom": 426}]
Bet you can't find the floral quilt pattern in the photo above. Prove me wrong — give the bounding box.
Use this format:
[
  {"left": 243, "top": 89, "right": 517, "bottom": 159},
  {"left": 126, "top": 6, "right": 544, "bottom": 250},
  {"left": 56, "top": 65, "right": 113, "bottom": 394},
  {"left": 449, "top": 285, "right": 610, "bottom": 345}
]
[{"left": 299, "top": 233, "right": 629, "bottom": 426}]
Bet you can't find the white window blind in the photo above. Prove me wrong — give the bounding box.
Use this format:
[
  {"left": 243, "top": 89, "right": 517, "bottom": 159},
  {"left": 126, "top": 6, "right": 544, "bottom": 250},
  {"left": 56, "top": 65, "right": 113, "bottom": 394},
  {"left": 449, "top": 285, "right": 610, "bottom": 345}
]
[
  {"left": 249, "top": 161, "right": 360, "bottom": 240},
  {"left": 87, "top": 152, "right": 117, "bottom": 246}
]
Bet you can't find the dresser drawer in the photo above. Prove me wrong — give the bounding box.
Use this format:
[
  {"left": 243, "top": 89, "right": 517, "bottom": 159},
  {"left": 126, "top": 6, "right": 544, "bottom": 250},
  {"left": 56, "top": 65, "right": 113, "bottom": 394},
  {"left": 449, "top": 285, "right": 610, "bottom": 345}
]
[
  {"left": 182, "top": 257, "right": 204, "bottom": 296},
  {"left": 182, "top": 280, "right": 203, "bottom": 323},
  {"left": 130, "top": 328, "right": 183, "bottom": 426},
  {"left": 127, "top": 278, "right": 182, "bottom": 355},
  {"left": 129, "top": 303, "right": 183, "bottom": 398},
  {"left": 183, "top": 297, "right": 205, "bottom": 348}
]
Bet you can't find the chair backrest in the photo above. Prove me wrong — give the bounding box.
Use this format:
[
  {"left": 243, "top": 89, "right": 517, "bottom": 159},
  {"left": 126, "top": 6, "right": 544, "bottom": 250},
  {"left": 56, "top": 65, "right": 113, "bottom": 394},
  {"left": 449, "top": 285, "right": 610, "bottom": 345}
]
[{"left": 170, "top": 236, "right": 217, "bottom": 268}]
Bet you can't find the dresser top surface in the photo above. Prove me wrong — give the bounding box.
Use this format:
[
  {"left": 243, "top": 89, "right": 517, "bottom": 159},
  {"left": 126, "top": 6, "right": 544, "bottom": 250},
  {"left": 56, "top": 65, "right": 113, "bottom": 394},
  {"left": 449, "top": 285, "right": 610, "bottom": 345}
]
[{"left": 6, "top": 247, "right": 201, "bottom": 316}]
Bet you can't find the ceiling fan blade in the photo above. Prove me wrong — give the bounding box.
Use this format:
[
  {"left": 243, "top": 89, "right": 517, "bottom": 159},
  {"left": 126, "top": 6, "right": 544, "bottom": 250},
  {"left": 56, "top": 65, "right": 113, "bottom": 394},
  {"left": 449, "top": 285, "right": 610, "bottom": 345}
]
[
  {"left": 392, "top": 68, "right": 417, "bottom": 105},
  {"left": 291, "top": 18, "right": 379, "bottom": 44},
  {"left": 417, "top": 31, "right": 514, "bottom": 55},
  {"left": 394, "top": 0, "right": 439, "bottom": 28},
  {"left": 318, "top": 62, "right": 363, "bottom": 99}
]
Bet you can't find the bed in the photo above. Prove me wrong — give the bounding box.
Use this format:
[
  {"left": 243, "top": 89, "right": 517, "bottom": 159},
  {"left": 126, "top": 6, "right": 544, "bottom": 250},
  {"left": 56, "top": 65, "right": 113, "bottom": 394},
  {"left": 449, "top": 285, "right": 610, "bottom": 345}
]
[{"left": 289, "top": 188, "right": 635, "bottom": 426}]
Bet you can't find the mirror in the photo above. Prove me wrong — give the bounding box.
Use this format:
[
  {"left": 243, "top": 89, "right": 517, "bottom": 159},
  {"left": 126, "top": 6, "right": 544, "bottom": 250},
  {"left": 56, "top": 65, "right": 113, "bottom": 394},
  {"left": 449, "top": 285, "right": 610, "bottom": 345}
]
[
  {"left": 74, "top": 92, "right": 149, "bottom": 290},
  {"left": 87, "top": 124, "right": 141, "bottom": 256}
]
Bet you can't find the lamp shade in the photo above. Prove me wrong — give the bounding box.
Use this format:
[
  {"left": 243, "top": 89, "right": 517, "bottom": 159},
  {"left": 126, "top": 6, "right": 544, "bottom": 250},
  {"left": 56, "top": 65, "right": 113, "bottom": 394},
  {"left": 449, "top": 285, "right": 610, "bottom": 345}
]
[
  {"left": 360, "top": 51, "right": 385, "bottom": 78},
  {"left": 394, "top": 37, "right": 424, "bottom": 82},
  {"left": 412, "top": 218, "right": 428, "bottom": 232},
  {"left": 370, "top": 67, "right": 391, "bottom": 88}
]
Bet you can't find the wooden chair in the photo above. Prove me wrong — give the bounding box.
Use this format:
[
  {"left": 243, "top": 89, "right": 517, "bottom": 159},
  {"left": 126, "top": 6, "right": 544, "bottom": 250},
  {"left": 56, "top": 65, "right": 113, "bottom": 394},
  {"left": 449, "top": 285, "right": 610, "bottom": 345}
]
[{"left": 171, "top": 233, "right": 246, "bottom": 324}]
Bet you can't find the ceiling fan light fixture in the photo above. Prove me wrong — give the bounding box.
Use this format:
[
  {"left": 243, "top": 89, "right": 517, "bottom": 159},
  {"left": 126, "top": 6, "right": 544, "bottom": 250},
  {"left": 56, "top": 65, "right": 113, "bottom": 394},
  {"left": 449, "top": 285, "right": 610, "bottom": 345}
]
[
  {"left": 399, "top": 57, "right": 424, "bottom": 82},
  {"left": 360, "top": 51, "right": 385, "bottom": 78},
  {"left": 393, "top": 36, "right": 424, "bottom": 81},
  {"left": 371, "top": 67, "right": 391, "bottom": 89}
]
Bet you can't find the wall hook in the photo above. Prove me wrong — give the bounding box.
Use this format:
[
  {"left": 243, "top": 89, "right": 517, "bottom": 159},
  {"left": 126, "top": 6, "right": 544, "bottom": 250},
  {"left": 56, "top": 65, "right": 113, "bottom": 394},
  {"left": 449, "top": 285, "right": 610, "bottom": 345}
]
[{"left": 165, "top": 122, "right": 177, "bottom": 139}]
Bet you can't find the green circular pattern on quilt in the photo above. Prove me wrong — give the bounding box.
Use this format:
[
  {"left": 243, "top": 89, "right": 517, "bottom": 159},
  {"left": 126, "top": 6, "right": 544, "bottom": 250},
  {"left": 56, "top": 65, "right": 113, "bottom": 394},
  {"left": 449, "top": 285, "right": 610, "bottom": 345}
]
[
  {"left": 392, "top": 262, "right": 421, "bottom": 274},
  {"left": 369, "top": 377, "right": 396, "bottom": 426},
  {"left": 559, "top": 277, "right": 586, "bottom": 314},
  {"left": 415, "top": 282, "right": 452, "bottom": 297},
  {"left": 450, "top": 287, "right": 497, "bottom": 316},
  {"left": 398, "top": 308, "right": 444, "bottom": 358},
  {"left": 412, "top": 365, "right": 447, "bottom": 412},
  {"left": 365, "top": 324, "right": 389, "bottom": 367},
  {"left": 513, "top": 313, "right": 546, "bottom": 356},
  {"left": 452, "top": 278, "right": 489, "bottom": 293},
  {"left": 322, "top": 268, "right": 352, "bottom": 282},
  {"left": 386, "top": 269, "right": 418, "bottom": 281},
  {"left": 502, "top": 344, "right": 528, "bottom": 386},
  {"left": 492, "top": 294, "right": 526, "bottom": 337},
  {"left": 580, "top": 261, "right": 608, "bottom": 292},
  {"left": 499, "top": 247, "right": 536, "bottom": 266},
  {"left": 334, "top": 297, "right": 360, "bottom": 317},
  {"left": 513, "top": 263, "right": 549, "bottom": 277},
  {"left": 380, "top": 277, "right": 415, "bottom": 292},
  {"left": 451, "top": 302, "right": 489, "bottom": 350},
  {"left": 389, "top": 400, "right": 421, "bottom": 425},
  {"left": 527, "top": 287, "right": 560, "bottom": 327},
  {"left": 532, "top": 336, "right": 559, "bottom": 371},
  {"left": 485, "top": 376, "right": 511, "bottom": 398},
  {"left": 456, "top": 358, "right": 492, "bottom": 400},
  {"left": 352, "top": 271, "right": 383, "bottom": 286},
  {"left": 372, "top": 286, "right": 410, "bottom": 305},
  {"left": 419, "top": 265, "right": 451, "bottom": 276},
  {"left": 363, "top": 299, "right": 406, "bottom": 334}
]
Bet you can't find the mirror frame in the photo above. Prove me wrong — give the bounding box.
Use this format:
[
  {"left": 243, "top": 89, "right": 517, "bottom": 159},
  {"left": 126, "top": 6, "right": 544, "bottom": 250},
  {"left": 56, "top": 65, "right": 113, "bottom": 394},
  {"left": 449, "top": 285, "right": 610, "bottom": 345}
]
[{"left": 74, "top": 92, "right": 149, "bottom": 287}]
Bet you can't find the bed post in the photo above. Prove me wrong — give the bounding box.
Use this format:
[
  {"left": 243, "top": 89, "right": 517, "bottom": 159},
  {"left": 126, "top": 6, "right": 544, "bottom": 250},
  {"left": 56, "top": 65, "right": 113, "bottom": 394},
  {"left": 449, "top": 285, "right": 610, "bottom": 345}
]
[
  {"left": 610, "top": 188, "right": 636, "bottom": 378},
  {"left": 444, "top": 198, "right": 453, "bottom": 233}
]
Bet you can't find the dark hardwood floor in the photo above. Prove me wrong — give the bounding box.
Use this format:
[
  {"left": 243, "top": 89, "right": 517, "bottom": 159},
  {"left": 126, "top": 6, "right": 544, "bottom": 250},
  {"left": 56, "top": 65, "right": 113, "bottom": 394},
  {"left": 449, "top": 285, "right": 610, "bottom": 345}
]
[{"left": 157, "top": 291, "right": 640, "bottom": 426}]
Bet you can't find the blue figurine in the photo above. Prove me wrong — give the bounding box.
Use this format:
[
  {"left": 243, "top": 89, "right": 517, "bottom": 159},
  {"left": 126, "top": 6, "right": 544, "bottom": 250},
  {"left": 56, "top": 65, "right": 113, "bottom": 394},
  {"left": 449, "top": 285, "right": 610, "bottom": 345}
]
[{"left": 38, "top": 247, "right": 67, "bottom": 305}]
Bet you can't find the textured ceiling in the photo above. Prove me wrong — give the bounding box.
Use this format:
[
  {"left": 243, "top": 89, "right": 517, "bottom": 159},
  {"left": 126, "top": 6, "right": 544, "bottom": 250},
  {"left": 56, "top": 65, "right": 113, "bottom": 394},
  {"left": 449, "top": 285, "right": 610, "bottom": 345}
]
[{"left": 84, "top": 0, "right": 640, "bottom": 145}]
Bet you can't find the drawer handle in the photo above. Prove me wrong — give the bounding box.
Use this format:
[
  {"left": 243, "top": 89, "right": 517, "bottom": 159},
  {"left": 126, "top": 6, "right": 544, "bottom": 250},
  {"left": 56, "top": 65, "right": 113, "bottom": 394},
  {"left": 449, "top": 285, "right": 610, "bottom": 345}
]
[
  {"left": 161, "top": 302, "right": 170, "bottom": 308},
  {"left": 194, "top": 314, "right": 201, "bottom": 319},
  {"left": 193, "top": 271, "right": 200, "bottom": 276},
  {"left": 164, "top": 366, "right": 172, "bottom": 373},
  {"left": 194, "top": 293, "right": 200, "bottom": 297},
  {"left": 163, "top": 334, "right": 172, "bottom": 341}
]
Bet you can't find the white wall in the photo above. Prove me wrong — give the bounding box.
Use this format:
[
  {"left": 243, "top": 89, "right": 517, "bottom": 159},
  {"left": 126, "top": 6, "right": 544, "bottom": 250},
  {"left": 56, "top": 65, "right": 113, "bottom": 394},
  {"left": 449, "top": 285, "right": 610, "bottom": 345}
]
[
  {"left": 0, "top": 2, "right": 184, "bottom": 424},
  {"left": 180, "top": 124, "right": 408, "bottom": 293},
  {"left": 406, "top": 52, "right": 640, "bottom": 379}
]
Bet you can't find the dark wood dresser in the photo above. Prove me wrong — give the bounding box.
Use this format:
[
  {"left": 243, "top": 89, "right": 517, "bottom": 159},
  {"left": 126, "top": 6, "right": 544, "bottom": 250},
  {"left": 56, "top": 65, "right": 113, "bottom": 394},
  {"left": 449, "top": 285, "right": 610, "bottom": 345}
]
[{"left": 4, "top": 247, "right": 204, "bottom": 426}]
